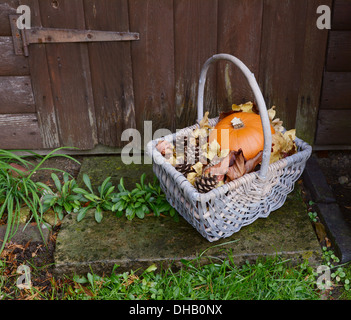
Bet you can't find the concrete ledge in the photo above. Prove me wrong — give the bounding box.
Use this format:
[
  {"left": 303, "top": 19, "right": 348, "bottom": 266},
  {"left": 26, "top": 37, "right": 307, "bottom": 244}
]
[
  {"left": 317, "top": 203, "right": 351, "bottom": 263},
  {"left": 53, "top": 188, "right": 321, "bottom": 277},
  {"left": 303, "top": 155, "right": 351, "bottom": 263},
  {"left": 302, "top": 156, "right": 336, "bottom": 204},
  {"left": 0, "top": 223, "right": 50, "bottom": 245}
]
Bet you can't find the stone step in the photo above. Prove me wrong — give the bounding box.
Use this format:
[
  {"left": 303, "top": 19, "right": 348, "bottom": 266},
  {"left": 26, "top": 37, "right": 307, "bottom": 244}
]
[{"left": 54, "top": 186, "right": 322, "bottom": 277}]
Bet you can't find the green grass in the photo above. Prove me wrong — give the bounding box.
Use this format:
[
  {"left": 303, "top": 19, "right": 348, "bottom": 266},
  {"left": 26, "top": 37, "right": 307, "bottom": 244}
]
[
  {"left": 73, "top": 256, "right": 319, "bottom": 300},
  {"left": 2, "top": 243, "right": 351, "bottom": 300},
  {"left": 25, "top": 254, "right": 320, "bottom": 301},
  {"left": 0, "top": 147, "right": 79, "bottom": 253}
]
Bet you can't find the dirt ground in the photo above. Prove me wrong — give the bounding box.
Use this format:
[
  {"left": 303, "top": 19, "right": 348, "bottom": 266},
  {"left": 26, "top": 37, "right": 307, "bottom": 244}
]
[
  {"left": 316, "top": 150, "right": 351, "bottom": 228},
  {"left": 29, "top": 155, "right": 83, "bottom": 188},
  {"left": 1, "top": 156, "right": 82, "bottom": 299}
]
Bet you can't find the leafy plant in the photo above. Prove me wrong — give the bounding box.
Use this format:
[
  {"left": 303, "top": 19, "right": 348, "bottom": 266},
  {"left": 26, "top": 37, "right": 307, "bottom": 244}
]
[
  {"left": 74, "top": 174, "right": 117, "bottom": 223},
  {"left": 308, "top": 211, "right": 318, "bottom": 223},
  {"left": 0, "top": 147, "right": 80, "bottom": 253},
  {"left": 39, "top": 172, "right": 82, "bottom": 220},
  {"left": 112, "top": 174, "right": 178, "bottom": 221},
  {"left": 320, "top": 247, "right": 351, "bottom": 292}
]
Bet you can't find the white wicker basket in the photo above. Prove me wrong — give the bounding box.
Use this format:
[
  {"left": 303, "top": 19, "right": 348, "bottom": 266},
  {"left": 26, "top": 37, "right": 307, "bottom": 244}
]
[{"left": 146, "top": 54, "right": 312, "bottom": 242}]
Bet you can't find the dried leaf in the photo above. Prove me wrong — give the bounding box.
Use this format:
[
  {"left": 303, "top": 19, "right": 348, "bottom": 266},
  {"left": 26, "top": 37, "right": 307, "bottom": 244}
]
[
  {"left": 232, "top": 101, "right": 256, "bottom": 113},
  {"left": 204, "top": 151, "right": 232, "bottom": 177},
  {"left": 270, "top": 129, "right": 297, "bottom": 164},
  {"left": 267, "top": 105, "right": 286, "bottom": 132},
  {"left": 314, "top": 222, "right": 327, "bottom": 243},
  {"left": 267, "top": 106, "right": 276, "bottom": 121},
  {"left": 204, "top": 149, "right": 263, "bottom": 183},
  {"left": 245, "top": 151, "right": 263, "bottom": 173},
  {"left": 199, "top": 111, "right": 212, "bottom": 129},
  {"left": 226, "top": 150, "right": 246, "bottom": 181},
  {"left": 187, "top": 172, "right": 198, "bottom": 185},
  {"left": 156, "top": 140, "right": 174, "bottom": 159},
  {"left": 192, "top": 128, "right": 208, "bottom": 139},
  {"left": 207, "top": 139, "right": 221, "bottom": 161},
  {"left": 192, "top": 162, "right": 203, "bottom": 175}
]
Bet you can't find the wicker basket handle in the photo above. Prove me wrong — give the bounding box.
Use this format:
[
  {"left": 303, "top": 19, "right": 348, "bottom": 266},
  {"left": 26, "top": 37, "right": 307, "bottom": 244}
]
[{"left": 197, "top": 54, "right": 272, "bottom": 179}]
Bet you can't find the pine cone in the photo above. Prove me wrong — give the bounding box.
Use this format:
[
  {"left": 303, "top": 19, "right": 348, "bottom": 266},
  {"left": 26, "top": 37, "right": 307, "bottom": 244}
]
[
  {"left": 194, "top": 174, "right": 218, "bottom": 193},
  {"left": 175, "top": 163, "right": 195, "bottom": 176}
]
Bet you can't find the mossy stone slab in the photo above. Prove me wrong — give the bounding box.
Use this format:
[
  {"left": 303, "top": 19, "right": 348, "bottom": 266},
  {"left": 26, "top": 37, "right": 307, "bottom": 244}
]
[
  {"left": 76, "top": 156, "right": 154, "bottom": 191},
  {"left": 54, "top": 185, "right": 322, "bottom": 277}
]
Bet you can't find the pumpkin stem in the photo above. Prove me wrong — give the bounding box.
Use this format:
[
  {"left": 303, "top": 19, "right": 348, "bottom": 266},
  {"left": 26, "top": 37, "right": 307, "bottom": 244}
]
[{"left": 231, "top": 117, "right": 244, "bottom": 129}]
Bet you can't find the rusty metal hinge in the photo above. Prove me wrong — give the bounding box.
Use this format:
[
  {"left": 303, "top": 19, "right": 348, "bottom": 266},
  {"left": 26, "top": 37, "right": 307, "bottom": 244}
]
[{"left": 9, "top": 15, "right": 139, "bottom": 56}]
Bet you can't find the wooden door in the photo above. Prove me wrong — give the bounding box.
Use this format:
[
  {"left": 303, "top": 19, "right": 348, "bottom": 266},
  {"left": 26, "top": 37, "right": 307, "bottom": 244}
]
[
  {"left": 22, "top": 0, "right": 137, "bottom": 150},
  {"left": 0, "top": 0, "right": 137, "bottom": 150}
]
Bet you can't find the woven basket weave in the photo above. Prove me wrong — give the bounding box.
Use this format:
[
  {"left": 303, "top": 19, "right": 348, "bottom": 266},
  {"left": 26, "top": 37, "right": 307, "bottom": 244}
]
[{"left": 146, "top": 54, "right": 312, "bottom": 242}]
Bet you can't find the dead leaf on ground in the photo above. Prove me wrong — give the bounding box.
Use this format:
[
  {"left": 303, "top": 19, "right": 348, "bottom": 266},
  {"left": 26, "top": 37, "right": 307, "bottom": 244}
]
[{"left": 314, "top": 221, "right": 327, "bottom": 243}]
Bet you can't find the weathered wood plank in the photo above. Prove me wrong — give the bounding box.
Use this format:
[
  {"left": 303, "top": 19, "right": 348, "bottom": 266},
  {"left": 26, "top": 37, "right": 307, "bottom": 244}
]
[
  {"left": 0, "top": 1, "right": 19, "bottom": 36},
  {"left": 0, "top": 76, "right": 35, "bottom": 113},
  {"left": 326, "top": 31, "right": 351, "bottom": 72},
  {"left": 174, "top": 0, "right": 218, "bottom": 129},
  {"left": 25, "top": 27, "right": 139, "bottom": 44},
  {"left": 19, "top": 0, "right": 61, "bottom": 148},
  {"left": 259, "top": 0, "right": 308, "bottom": 130},
  {"left": 333, "top": 0, "right": 351, "bottom": 30},
  {"left": 129, "top": 0, "right": 175, "bottom": 133},
  {"left": 0, "top": 36, "right": 29, "bottom": 75},
  {"left": 84, "top": 0, "right": 136, "bottom": 147},
  {"left": 320, "top": 72, "right": 351, "bottom": 110},
  {"left": 295, "top": 0, "right": 332, "bottom": 145},
  {"left": 315, "top": 110, "right": 351, "bottom": 145},
  {"left": 0, "top": 113, "right": 43, "bottom": 149},
  {"left": 38, "top": 0, "right": 98, "bottom": 149},
  {"left": 217, "top": 0, "right": 263, "bottom": 112}
]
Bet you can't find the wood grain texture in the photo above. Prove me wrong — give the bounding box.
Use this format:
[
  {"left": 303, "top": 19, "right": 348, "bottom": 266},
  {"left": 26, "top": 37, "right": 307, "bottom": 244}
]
[
  {"left": 320, "top": 72, "right": 351, "bottom": 110},
  {"left": 295, "top": 0, "right": 332, "bottom": 145},
  {"left": 315, "top": 110, "right": 351, "bottom": 145},
  {"left": 326, "top": 31, "right": 351, "bottom": 72},
  {"left": 0, "top": 36, "right": 29, "bottom": 76},
  {"left": 0, "top": 76, "right": 35, "bottom": 113},
  {"left": 38, "top": 0, "right": 97, "bottom": 149},
  {"left": 0, "top": 0, "right": 19, "bottom": 36},
  {"left": 259, "top": 0, "right": 308, "bottom": 130},
  {"left": 332, "top": 0, "right": 351, "bottom": 30},
  {"left": 84, "top": 0, "right": 136, "bottom": 147},
  {"left": 217, "top": 0, "right": 263, "bottom": 113},
  {"left": 19, "top": 0, "right": 61, "bottom": 148},
  {"left": 129, "top": 0, "right": 175, "bottom": 133},
  {"left": 0, "top": 113, "right": 43, "bottom": 149},
  {"left": 174, "top": 0, "right": 218, "bottom": 129}
]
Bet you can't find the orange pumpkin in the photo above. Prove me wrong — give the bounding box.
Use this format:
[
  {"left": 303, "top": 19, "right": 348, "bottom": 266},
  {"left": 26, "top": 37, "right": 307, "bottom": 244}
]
[{"left": 209, "top": 112, "right": 275, "bottom": 160}]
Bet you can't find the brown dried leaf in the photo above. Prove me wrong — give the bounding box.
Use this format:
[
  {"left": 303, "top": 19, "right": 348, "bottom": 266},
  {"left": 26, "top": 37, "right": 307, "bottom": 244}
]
[
  {"left": 225, "top": 150, "right": 245, "bottom": 181},
  {"left": 204, "top": 149, "right": 262, "bottom": 183},
  {"left": 245, "top": 151, "right": 263, "bottom": 173},
  {"left": 199, "top": 111, "right": 212, "bottom": 129},
  {"left": 204, "top": 151, "right": 233, "bottom": 178},
  {"left": 270, "top": 129, "right": 297, "bottom": 164},
  {"left": 156, "top": 140, "right": 174, "bottom": 159},
  {"left": 314, "top": 221, "right": 327, "bottom": 243}
]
